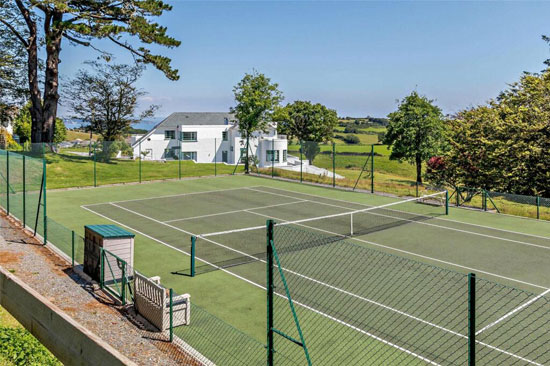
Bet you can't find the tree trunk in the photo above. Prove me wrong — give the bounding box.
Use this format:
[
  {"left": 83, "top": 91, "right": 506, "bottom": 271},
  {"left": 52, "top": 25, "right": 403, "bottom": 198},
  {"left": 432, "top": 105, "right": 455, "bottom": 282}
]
[
  {"left": 416, "top": 154, "right": 422, "bottom": 184},
  {"left": 16, "top": 0, "right": 42, "bottom": 144},
  {"left": 41, "top": 12, "right": 63, "bottom": 143}
]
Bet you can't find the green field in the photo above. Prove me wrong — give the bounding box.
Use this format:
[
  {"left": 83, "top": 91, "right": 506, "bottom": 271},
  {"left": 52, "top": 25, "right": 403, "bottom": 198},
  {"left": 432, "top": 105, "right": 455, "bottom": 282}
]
[
  {"left": 44, "top": 175, "right": 550, "bottom": 365},
  {"left": 45, "top": 151, "right": 243, "bottom": 189}
]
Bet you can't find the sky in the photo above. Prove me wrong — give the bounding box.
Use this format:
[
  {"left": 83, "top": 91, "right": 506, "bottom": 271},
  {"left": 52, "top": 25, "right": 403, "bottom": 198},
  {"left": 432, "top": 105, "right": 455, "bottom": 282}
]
[{"left": 58, "top": 1, "right": 550, "bottom": 125}]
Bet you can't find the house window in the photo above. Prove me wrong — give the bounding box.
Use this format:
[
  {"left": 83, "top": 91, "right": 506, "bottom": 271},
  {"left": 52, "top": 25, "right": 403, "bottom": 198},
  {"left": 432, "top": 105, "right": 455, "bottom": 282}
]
[
  {"left": 282, "top": 150, "right": 287, "bottom": 162},
  {"left": 240, "top": 148, "right": 247, "bottom": 158},
  {"left": 181, "top": 151, "right": 197, "bottom": 161},
  {"left": 180, "top": 131, "right": 197, "bottom": 142},
  {"left": 222, "top": 151, "right": 228, "bottom": 163},
  {"left": 164, "top": 130, "right": 176, "bottom": 140},
  {"left": 164, "top": 147, "right": 180, "bottom": 159},
  {"left": 266, "top": 150, "right": 279, "bottom": 163},
  {"left": 222, "top": 131, "right": 228, "bottom": 141}
]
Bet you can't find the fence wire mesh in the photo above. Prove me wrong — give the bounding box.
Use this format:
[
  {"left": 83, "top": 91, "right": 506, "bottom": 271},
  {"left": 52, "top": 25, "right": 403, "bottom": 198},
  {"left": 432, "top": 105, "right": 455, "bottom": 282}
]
[{"left": 272, "top": 223, "right": 550, "bottom": 365}]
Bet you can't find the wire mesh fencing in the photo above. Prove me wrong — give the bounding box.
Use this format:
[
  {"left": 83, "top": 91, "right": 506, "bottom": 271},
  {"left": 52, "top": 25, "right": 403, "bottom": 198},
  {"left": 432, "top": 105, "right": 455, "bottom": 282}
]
[
  {"left": 450, "top": 187, "right": 550, "bottom": 221},
  {"left": 269, "top": 221, "right": 550, "bottom": 366},
  {"left": 0, "top": 150, "right": 46, "bottom": 239},
  {"left": 5, "top": 141, "right": 244, "bottom": 189}
]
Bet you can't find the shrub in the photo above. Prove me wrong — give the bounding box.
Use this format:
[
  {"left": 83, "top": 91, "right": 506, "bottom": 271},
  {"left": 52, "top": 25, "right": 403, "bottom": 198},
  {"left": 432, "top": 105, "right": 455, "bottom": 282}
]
[
  {"left": 0, "top": 326, "right": 60, "bottom": 366},
  {"left": 344, "top": 125, "right": 358, "bottom": 134},
  {"left": 343, "top": 135, "right": 360, "bottom": 144}
]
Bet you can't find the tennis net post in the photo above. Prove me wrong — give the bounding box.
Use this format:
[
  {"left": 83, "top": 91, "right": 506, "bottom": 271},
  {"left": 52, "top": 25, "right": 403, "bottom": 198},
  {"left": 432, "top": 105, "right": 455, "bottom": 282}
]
[
  {"left": 446, "top": 190, "right": 449, "bottom": 215},
  {"left": 190, "top": 236, "right": 196, "bottom": 277}
]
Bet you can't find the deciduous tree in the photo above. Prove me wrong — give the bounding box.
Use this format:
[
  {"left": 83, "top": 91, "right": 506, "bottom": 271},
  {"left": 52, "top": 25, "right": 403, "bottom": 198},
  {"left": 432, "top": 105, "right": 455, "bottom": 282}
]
[
  {"left": 231, "top": 71, "right": 283, "bottom": 173},
  {"left": 0, "top": 0, "right": 180, "bottom": 143},
  {"left": 384, "top": 91, "right": 445, "bottom": 183},
  {"left": 275, "top": 100, "right": 337, "bottom": 164},
  {"left": 65, "top": 62, "right": 157, "bottom": 144}
]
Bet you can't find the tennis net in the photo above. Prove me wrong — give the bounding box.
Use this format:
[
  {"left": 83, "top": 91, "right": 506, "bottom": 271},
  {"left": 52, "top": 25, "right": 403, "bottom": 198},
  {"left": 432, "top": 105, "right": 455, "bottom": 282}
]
[{"left": 191, "top": 191, "right": 447, "bottom": 274}]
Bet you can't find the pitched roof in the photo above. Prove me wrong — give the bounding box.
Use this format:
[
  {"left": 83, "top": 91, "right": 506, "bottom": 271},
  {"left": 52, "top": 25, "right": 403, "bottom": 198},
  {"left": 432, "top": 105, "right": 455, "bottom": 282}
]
[
  {"left": 132, "top": 112, "right": 235, "bottom": 147},
  {"left": 161, "top": 112, "right": 235, "bottom": 126}
]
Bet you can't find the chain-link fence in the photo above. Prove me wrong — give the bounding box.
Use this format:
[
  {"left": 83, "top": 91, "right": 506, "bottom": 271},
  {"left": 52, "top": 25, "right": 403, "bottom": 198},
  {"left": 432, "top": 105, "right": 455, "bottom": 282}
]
[
  {"left": 450, "top": 187, "right": 550, "bottom": 221},
  {"left": 5, "top": 141, "right": 244, "bottom": 189},
  {"left": 268, "top": 221, "right": 550, "bottom": 366},
  {"left": 0, "top": 150, "right": 46, "bottom": 239}
]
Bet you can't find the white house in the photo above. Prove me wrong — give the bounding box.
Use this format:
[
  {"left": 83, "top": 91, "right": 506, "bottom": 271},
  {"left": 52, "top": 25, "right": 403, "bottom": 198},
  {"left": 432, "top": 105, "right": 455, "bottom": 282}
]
[{"left": 131, "top": 112, "right": 288, "bottom": 168}]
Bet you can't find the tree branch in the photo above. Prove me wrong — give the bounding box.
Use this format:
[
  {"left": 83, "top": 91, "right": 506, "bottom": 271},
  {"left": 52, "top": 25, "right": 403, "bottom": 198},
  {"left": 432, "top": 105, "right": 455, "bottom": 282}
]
[
  {"left": 107, "top": 35, "right": 146, "bottom": 58},
  {"left": 0, "top": 18, "right": 28, "bottom": 47}
]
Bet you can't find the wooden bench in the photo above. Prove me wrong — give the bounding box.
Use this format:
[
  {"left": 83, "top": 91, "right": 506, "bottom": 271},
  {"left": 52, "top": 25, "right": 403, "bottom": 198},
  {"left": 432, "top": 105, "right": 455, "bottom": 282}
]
[{"left": 134, "top": 272, "right": 190, "bottom": 331}]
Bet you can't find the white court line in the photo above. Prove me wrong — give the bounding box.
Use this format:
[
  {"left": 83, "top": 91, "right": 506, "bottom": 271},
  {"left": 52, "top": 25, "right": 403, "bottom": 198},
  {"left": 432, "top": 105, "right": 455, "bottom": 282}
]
[
  {"left": 244, "top": 209, "right": 544, "bottom": 365},
  {"left": 244, "top": 209, "right": 548, "bottom": 291},
  {"left": 83, "top": 186, "right": 263, "bottom": 207},
  {"left": 105, "top": 200, "right": 543, "bottom": 364},
  {"left": 247, "top": 187, "right": 550, "bottom": 251},
  {"left": 476, "top": 287, "right": 550, "bottom": 336},
  {"left": 164, "top": 200, "right": 307, "bottom": 223},
  {"left": 254, "top": 185, "right": 550, "bottom": 241},
  {"left": 84, "top": 202, "right": 541, "bottom": 365},
  {"left": 81, "top": 204, "right": 441, "bottom": 366}
]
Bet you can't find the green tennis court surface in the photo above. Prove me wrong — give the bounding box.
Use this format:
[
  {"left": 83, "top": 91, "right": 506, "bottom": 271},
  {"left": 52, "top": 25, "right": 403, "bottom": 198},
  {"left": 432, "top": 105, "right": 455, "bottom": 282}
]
[{"left": 48, "top": 175, "right": 550, "bottom": 365}]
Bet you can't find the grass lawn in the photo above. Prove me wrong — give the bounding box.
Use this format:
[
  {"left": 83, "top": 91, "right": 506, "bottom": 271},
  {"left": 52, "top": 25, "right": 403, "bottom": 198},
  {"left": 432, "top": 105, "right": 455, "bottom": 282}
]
[
  {"left": 45, "top": 152, "right": 243, "bottom": 189},
  {"left": 65, "top": 130, "right": 98, "bottom": 141}
]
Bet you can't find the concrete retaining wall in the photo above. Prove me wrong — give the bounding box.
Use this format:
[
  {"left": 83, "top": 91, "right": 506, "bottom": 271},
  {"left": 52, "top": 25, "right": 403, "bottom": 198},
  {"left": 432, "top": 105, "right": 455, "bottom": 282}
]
[{"left": 0, "top": 266, "right": 136, "bottom": 366}]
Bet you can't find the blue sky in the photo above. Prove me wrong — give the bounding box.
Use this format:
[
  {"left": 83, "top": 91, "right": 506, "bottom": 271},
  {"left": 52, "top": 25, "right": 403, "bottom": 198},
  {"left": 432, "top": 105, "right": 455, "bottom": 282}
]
[{"left": 59, "top": 1, "right": 550, "bottom": 124}]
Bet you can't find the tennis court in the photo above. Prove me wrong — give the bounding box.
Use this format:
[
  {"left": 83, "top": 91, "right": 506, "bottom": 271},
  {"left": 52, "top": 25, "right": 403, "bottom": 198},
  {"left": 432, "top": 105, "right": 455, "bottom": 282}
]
[{"left": 51, "top": 176, "right": 550, "bottom": 365}]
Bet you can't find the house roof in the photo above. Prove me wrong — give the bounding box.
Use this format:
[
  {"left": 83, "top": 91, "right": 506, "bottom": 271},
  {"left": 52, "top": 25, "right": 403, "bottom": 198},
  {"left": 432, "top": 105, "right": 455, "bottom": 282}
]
[
  {"left": 162, "top": 112, "right": 234, "bottom": 126},
  {"left": 132, "top": 112, "right": 235, "bottom": 147}
]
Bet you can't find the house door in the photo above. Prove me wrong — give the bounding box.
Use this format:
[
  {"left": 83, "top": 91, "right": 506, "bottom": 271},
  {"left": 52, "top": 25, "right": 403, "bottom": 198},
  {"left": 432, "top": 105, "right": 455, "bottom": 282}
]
[{"left": 222, "top": 151, "right": 228, "bottom": 163}]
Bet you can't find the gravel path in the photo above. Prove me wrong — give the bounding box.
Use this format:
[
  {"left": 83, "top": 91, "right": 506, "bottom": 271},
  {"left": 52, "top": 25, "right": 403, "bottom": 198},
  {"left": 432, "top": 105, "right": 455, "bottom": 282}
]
[{"left": 0, "top": 213, "right": 198, "bottom": 366}]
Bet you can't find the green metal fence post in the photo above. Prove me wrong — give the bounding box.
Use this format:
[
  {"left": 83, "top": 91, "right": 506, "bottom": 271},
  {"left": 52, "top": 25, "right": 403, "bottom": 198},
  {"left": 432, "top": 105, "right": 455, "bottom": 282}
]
[
  {"left": 445, "top": 190, "right": 449, "bottom": 215},
  {"left": 71, "top": 230, "right": 75, "bottom": 267},
  {"left": 370, "top": 145, "right": 374, "bottom": 193},
  {"left": 271, "top": 138, "right": 275, "bottom": 178},
  {"left": 138, "top": 141, "right": 142, "bottom": 183},
  {"left": 266, "top": 219, "right": 274, "bottom": 366},
  {"left": 100, "top": 248, "right": 105, "bottom": 289},
  {"left": 536, "top": 196, "right": 540, "bottom": 220},
  {"left": 179, "top": 148, "right": 182, "bottom": 180},
  {"left": 416, "top": 181, "right": 419, "bottom": 198},
  {"left": 468, "top": 273, "right": 476, "bottom": 366},
  {"left": 214, "top": 138, "right": 217, "bottom": 176},
  {"left": 456, "top": 187, "right": 460, "bottom": 207},
  {"left": 332, "top": 142, "right": 336, "bottom": 188},
  {"left": 93, "top": 143, "right": 97, "bottom": 187},
  {"left": 300, "top": 141, "right": 303, "bottom": 183},
  {"left": 190, "top": 236, "right": 196, "bottom": 277},
  {"left": 121, "top": 260, "right": 126, "bottom": 305},
  {"left": 22, "top": 155, "right": 25, "bottom": 227},
  {"left": 43, "top": 157, "right": 47, "bottom": 245},
  {"left": 169, "top": 288, "right": 174, "bottom": 342},
  {"left": 482, "top": 190, "right": 487, "bottom": 211},
  {"left": 6, "top": 150, "right": 9, "bottom": 215}
]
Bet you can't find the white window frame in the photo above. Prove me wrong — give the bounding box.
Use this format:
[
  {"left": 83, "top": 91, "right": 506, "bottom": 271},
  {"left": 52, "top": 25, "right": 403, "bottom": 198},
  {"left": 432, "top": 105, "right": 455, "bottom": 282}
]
[
  {"left": 181, "top": 151, "right": 197, "bottom": 161},
  {"left": 180, "top": 131, "right": 197, "bottom": 142},
  {"left": 266, "top": 150, "right": 279, "bottom": 163},
  {"left": 164, "top": 130, "right": 176, "bottom": 140}
]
